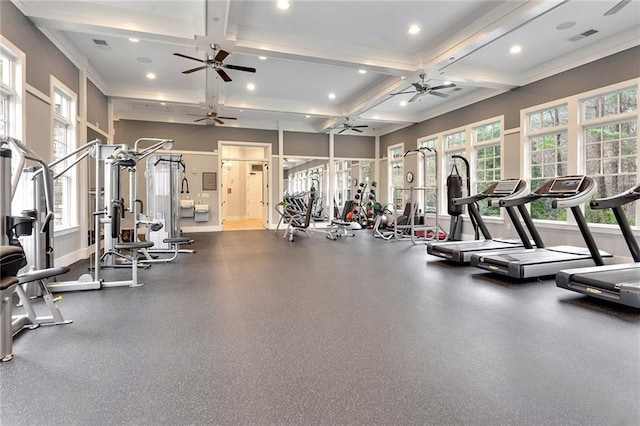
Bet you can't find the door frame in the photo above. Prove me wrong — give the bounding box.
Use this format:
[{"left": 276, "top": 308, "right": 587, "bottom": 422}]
[{"left": 218, "top": 141, "right": 272, "bottom": 229}]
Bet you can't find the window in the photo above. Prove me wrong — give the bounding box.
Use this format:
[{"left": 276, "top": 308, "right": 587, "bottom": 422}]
[
  {"left": 388, "top": 145, "right": 404, "bottom": 210},
  {"left": 526, "top": 104, "right": 569, "bottom": 221},
  {"left": 334, "top": 160, "right": 351, "bottom": 208},
  {"left": 473, "top": 122, "right": 501, "bottom": 216},
  {"left": 582, "top": 87, "right": 638, "bottom": 226},
  {"left": 0, "top": 40, "right": 21, "bottom": 139},
  {"left": 420, "top": 138, "right": 438, "bottom": 213},
  {"left": 52, "top": 84, "right": 77, "bottom": 230}
]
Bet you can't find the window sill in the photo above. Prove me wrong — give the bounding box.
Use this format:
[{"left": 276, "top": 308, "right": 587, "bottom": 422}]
[{"left": 54, "top": 225, "right": 80, "bottom": 237}]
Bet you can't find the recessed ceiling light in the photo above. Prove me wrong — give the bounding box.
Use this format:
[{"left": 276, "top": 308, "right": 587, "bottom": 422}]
[
  {"left": 400, "top": 100, "right": 407, "bottom": 107},
  {"left": 246, "top": 83, "right": 256, "bottom": 91},
  {"left": 510, "top": 45, "right": 522, "bottom": 54},
  {"left": 358, "top": 69, "right": 367, "bottom": 74},
  {"left": 160, "top": 102, "right": 166, "bottom": 106},
  {"left": 128, "top": 38, "right": 140, "bottom": 43},
  {"left": 305, "top": 115, "right": 311, "bottom": 118},
  {"left": 146, "top": 72, "right": 156, "bottom": 80},
  {"left": 137, "top": 57, "right": 152, "bottom": 63},
  {"left": 277, "top": 0, "right": 290, "bottom": 10},
  {"left": 556, "top": 21, "right": 576, "bottom": 30},
  {"left": 407, "top": 24, "right": 421, "bottom": 35},
  {"left": 328, "top": 92, "right": 336, "bottom": 100},
  {"left": 443, "top": 80, "right": 452, "bottom": 85},
  {"left": 258, "top": 56, "right": 267, "bottom": 60}
]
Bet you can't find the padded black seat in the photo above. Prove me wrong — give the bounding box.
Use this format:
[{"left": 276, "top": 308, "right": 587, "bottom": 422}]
[
  {"left": 17, "top": 266, "right": 70, "bottom": 284},
  {"left": 1, "top": 276, "right": 19, "bottom": 291},
  {"left": 0, "top": 246, "right": 26, "bottom": 278},
  {"left": 114, "top": 241, "right": 154, "bottom": 250}
]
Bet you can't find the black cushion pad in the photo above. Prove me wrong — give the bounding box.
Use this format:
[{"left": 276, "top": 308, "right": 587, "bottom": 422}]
[{"left": 0, "top": 246, "right": 27, "bottom": 278}]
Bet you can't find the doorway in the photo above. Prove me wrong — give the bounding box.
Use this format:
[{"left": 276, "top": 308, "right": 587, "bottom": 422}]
[{"left": 219, "top": 142, "right": 271, "bottom": 231}]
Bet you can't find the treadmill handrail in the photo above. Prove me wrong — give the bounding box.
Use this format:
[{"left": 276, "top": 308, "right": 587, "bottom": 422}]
[
  {"left": 590, "top": 183, "right": 640, "bottom": 210},
  {"left": 552, "top": 176, "right": 596, "bottom": 209},
  {"left": 453, "top": 179, "right": 527, "bottom": 206}
]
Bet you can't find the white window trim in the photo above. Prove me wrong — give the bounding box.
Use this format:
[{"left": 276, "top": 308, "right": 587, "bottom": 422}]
[
  {"left": 520, "top": 78, "right": 640, "bottom": 229},
  {"left": 0, "top": 35, "right": 25, "bottom": 141},
  {"left": 51, "top": 76, "right": 78, "bottom": 233},
  {"left": 387, "top": 143, "right": 404, "bottom": 210}
]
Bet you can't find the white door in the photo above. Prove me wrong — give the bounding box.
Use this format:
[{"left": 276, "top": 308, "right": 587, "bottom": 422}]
[{"left": 246, "top": 166, "right": 263, "bottom": 219}]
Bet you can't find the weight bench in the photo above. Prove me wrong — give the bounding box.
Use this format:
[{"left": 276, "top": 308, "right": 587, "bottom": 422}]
[
  {"left": 326, "top": 219, "right": 355, "bottom": 240},
  {"left": 140, "top": 237, "right": 192, "bottom": 263},
  {"left": 105, "top": 241, "right": 155, "bottom": 287}
]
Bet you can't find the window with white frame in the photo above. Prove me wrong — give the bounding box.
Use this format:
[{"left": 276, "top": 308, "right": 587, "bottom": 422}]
[
  {"left": 473, "top": 121, "right": 501, "bottom": 216},
  {"left": 335, "top": 160, "right": 351, "bottom": 208},
  {"left": 526, "top": 104, "right": 569, "bottom": 221},
  {"left": 582, "top": 86, "right": 638, "bottom": 226},
  {"left": 388, "top": 145, "right": 404, "bottom": 210},
  {"left": 444, "top": 130, "right": 468, "bottom": 210},
  {"left": 0, "top": 42, "right": 20, "bottom": 138},
  {"left": 419, "top": 138, "right": 438, "bottom": 213},
  {"left": 52, "top": 85, "right": 77, "bottom": 229}
]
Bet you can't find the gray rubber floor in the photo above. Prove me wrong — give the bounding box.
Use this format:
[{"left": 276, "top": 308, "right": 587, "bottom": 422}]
[{"left": 1, "top": 230, "right": 639, "bottom": 425}]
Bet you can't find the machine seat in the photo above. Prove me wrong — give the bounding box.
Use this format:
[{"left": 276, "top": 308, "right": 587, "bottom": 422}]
[
  {"left": 163, "top": 237, "right": 191, "bottom": 244},
  {"left": 17, "top": 266, "right": 71, "bottom": 284},
  {"left": 0, "top": 246, "right": 27, "bottom": 278},
  {"left": 0, "top": 276, "right": 19, "bottom": 291},
  {"left": 114, "top": 241, "right": 154, "bottom": 250}
]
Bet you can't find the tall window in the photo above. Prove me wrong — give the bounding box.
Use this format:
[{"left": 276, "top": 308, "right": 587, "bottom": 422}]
[
  {"left": 527, "top": 104, "right": 569, "bottom": 221},
  {"left": 582, "top": 87, "right": 638, "bottom": 225},
  {"left": 334, "top": 160, "right": 351, "bottom": 208},
  {"left": 52, "top": 85, "right": 77, "bottom": 229},
  {"left": 420, "top": 138, "right": 438, "bottom": 213},
  {"left": 474, "top": 121, "right": 501, "bottom": 216},
  {"left": 0, "top": 42, "right": 20, "bottom": 138},
  {"left": 388, "top": 145, "right": 404, "bottom": 210}
]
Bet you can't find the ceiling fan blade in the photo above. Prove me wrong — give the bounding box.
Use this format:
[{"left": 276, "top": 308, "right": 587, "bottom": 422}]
[
  {"left": 214, "top": 49, "right": 230, "bottom": 62},
  {"left": 183, "top": 65, "right": 208, "bottom": 74},
  {"left": 193, "top": 117, "right": 209, "bottom": 122},
  {"left": 428, "top": 91, "right": 449, "bottom": 98},
  {"left": 187, "top": 113, "right": 207, "bottom": 117},
  {"left": 217, "top": 116, "right": 237, "bottom": 120},
  {"left": 352, "top": 125, "right": 368, "bottom": 129},
  {"left": 411, "top": 82, "right": 425, "bottom": 91},
  {"left": 429, "top": 83, "right": 456, "bottom": 91},
  {"left": 390, "top": 90, "right": 415, "bottom": 96},
  {"left": 338, "top": 129, "right": 346, "bottom": 134},
  {"left": 408, "top": 92, "right": 423, "bottom": 103},
  {"left": 224, "top": 64, "right": 257, "bottom": 73},
  {"left": 216, "top": 69, "right": 232, "bottom": 82},
  {"left": 352, "top": 128, "right": 364, "bottom": 133},
  {"left": 214, "top": 118, "right": 225, "bottom": 125},
  {"left": 173, "top": 52, "right": 205, "bottom": 63}
]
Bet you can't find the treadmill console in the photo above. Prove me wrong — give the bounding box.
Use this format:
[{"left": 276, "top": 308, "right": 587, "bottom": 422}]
[
  {"left": 491, "top": 180, "right": 520, "bottom": 195},
  {"left": 548, "top": 176, "right": 585, "bottom": 195}
]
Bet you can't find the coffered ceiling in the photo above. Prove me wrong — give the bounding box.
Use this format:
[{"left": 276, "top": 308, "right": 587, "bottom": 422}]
[{"left": 12, "top": 0, "right": 640, "bottom": 135}]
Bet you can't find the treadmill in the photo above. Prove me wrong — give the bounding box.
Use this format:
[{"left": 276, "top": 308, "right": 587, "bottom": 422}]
[
  {"left": 427, "top": 179, "right": 537, "bottom": 263},
  {"left": 556, "top": 183, "right": 640, "bottom": 308},
  {"left": 471, "top": 175, "right": 614, "bottom": 279}
]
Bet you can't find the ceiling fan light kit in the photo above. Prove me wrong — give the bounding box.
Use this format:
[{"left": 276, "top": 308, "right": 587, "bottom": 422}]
[{"left": 390, "top": 73, "right": 456, "bottom": 102}]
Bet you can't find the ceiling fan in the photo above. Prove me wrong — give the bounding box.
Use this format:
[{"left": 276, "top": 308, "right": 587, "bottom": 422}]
[
  {"left": 187, "top": 110, "right": 237, "bottom": 125},
  {"left": 390, "top": 73, "right": 456, "bottom": 102},
  {"left": 335, "top": 118, "right": 368, "bottom": 134},
  {"left": 173, "top": 43, "right": 256, "bottom": 82}
]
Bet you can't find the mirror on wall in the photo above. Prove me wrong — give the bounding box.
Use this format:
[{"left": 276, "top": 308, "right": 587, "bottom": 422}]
[
  {"left": 283, "top": 157, "right": 330, "bottom": 224},
  {"left": 334, "top": 159, "right": 376, "bottom": 220}
]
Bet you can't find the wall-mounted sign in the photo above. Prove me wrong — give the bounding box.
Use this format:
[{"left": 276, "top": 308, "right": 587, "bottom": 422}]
[{"left": 202, "top": 172, "right": 217, "bottom": 191}]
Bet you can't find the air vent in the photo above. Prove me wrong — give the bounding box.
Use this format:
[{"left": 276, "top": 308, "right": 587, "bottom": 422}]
[
  {"left": 92, "top": 39, "right": 112, "bottom": 51},
  {"left": 568, "top": 29, "right": 599, "bottom": 42}
]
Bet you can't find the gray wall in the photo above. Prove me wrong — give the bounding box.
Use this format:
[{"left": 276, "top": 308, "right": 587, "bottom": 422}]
[
  {"left": 335, "top": 134, "right": 375, "bottom": 158},
  {"left": 381, "top": 46, "right": 640, "bottom": 152},
  {"left": 87, "top": 79, "right": 109, "bottom": 133},
  {"left": 283, "top": 131, "right": 329, "bottom": 157},
  {"left": 115, "top": 120, "right": 278, "bottom": 154},
  {"left": 1, "top": 0, "right": 79, "bottom": 97}
]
